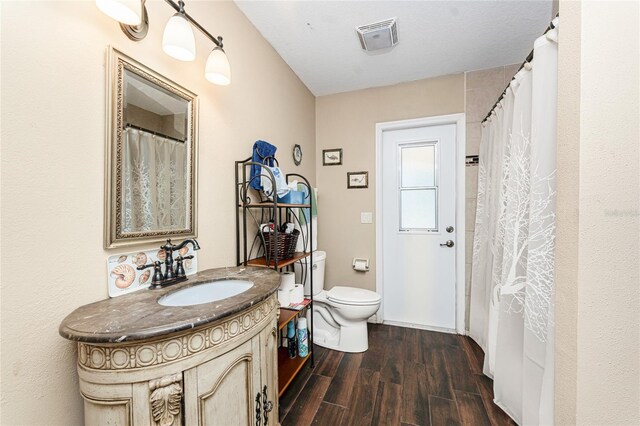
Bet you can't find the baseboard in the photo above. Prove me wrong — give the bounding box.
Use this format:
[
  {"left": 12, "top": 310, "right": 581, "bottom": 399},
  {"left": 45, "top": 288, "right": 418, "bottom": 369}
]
[{"left": 382, "top": 320, "right": 458, "bottom": 334}]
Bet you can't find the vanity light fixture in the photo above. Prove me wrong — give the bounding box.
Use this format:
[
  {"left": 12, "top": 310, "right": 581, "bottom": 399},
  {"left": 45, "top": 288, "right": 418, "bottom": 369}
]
[
  {"left": 96, "top": 0, "right": 231, "bottom": 85},
  {"left": 205, "top": 46, "right": 231, "bottom": 85},
  {"left": 96, "top": 0, "right": 142, "bottom": 26},
  {"left": 162, "top": 0, "right": 196, "bottom": 61}
]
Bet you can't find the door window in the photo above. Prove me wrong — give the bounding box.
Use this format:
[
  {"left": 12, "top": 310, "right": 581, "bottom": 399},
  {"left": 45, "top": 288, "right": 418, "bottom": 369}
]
[{"left": 398, "top": 142, "right": 438, "bottom": 232}]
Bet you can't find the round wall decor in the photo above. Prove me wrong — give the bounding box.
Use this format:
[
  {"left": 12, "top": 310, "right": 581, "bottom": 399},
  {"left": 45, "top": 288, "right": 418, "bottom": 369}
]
[{"left": 293, "top": 144, "right": 302, "bottom": 166}]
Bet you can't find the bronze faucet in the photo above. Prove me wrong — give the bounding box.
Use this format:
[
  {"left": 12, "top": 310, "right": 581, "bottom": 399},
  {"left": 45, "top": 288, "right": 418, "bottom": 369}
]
[{"left": 138, "top": 238, "right": 201, "bottom": 288}]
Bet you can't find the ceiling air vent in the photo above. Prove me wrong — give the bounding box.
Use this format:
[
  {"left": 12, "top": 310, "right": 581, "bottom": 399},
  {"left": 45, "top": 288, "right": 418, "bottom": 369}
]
[{"left": 356, "top": 18, "right": 398, "bottom": 52}]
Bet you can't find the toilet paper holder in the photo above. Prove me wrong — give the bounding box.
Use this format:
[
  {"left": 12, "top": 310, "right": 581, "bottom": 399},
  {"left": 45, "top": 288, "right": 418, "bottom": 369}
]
[{"left": 352, "top": 257, "right": 369, "bottom": 272}]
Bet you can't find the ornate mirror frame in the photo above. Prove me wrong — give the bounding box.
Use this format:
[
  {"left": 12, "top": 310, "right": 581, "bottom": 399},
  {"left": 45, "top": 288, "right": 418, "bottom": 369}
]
[{"left": 105, "top": 47, "right": 198, "bottom": 248}]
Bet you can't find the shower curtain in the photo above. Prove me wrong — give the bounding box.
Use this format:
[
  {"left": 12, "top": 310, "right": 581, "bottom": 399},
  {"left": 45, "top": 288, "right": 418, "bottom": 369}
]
[
  {"left": 469, "top": 18, "right": 558, "bottom": 425},
  {"left": 122, "top": 127, "right": 188, "bottom": 233}
]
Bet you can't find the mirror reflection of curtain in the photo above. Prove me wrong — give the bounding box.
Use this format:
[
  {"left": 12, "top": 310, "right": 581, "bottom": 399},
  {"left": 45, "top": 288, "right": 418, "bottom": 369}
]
[
  {"left": 122, "top": 128, "right": 187, "bottom": 233},
  {"left": 469, "top": 18, "right": 558, "bottom": 426}
]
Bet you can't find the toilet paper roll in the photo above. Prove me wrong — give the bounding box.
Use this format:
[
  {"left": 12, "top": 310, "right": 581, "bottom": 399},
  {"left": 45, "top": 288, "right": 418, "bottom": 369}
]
[
  {"left": 290, "top": 284, "right": 304, "bottom": 304},
  {"left": 279, "top": 272, "right": 295, "bottom": 291},
  {"left": 277, "top": 288, "right": 292, "bottom": 307},
  {"left": 353, "top": 258, "right": 369, "bottom": 272}
]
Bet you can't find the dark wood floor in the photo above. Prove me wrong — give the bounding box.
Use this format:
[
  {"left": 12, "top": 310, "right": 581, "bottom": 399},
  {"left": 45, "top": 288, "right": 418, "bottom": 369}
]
[{"left": 279, "top": 324, "right": 516, "bottom": 426}]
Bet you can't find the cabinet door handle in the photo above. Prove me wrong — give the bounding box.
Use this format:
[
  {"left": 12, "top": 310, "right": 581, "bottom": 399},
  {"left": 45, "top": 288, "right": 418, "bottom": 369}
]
[
  {"left": 262, "top": 385, "right": 273, "bottom": 424},
  {"left": 255, "top": 392, "right": 262, "bottom": 426}
]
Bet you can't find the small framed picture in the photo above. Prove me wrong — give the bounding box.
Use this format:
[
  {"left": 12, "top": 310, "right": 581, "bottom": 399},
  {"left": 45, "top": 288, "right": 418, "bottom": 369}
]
[
  {"left": 322, "top": 148, "right": 343, "bottom": 166},
  {"left": 347, "top": 171, "right": 368, "bottom": 189}
]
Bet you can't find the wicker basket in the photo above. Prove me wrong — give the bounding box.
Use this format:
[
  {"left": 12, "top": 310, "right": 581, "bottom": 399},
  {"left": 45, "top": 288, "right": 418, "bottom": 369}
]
[{"left": 262, "top": 229, "right": 300, "bottom": 261}]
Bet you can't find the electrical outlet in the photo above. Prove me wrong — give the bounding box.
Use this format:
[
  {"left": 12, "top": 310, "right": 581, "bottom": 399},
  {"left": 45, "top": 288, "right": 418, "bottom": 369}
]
[{"left": 361, "top": 212, "right": 373, "bottom": 224}]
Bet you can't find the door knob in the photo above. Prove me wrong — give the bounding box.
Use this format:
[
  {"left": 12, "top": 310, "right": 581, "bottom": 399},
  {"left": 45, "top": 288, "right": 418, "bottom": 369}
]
[
  {"left": 446, "top": 226, "right": 454, "bottom": 233},
  {"left": 440, "top": 240, "right": 455, "bottom": 248}
]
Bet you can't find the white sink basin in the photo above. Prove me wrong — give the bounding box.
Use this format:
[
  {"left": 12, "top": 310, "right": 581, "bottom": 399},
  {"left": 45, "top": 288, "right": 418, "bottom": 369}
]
[{"left": 158, "top": 280, "right": 254, "bottom": 307}]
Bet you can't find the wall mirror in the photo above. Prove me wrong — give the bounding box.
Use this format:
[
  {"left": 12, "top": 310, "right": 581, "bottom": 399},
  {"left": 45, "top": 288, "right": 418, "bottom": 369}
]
[{"left": 105, "top": 47, "right": 198, "bottom": 248}]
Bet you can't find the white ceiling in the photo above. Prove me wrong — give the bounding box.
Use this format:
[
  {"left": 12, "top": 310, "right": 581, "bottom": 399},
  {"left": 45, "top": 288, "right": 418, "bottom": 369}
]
[{"left": 235, "top": 0, "right": 554, "bottom": 96}]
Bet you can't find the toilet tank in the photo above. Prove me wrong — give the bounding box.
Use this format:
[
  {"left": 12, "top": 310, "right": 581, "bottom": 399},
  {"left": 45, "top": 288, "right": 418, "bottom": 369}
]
[{"left": 294, "top": 251, "right": 326, "bottom": 297}]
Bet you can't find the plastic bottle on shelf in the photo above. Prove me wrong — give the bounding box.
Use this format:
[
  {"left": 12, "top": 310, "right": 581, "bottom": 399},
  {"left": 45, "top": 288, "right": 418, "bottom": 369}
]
[
  {"left": 287, "top": 320, "right": 297, "bottom": 359},
  {"left": 297, "top": 318, "right": 309, "bottom": 358}
]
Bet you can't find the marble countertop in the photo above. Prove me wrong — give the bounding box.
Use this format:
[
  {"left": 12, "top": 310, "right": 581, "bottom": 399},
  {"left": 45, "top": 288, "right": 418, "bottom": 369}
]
[{"left": 59, "top": 266, "right": 280, "bottom": 344}]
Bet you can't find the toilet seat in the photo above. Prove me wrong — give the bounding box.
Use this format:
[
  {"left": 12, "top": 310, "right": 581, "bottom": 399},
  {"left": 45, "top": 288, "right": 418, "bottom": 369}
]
[{"left": 326, "top": 286, "right": 381, "bottom": 306}]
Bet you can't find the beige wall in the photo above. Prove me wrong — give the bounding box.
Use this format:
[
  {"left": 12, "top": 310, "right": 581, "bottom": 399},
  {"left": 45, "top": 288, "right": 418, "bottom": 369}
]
[
  {"left": 556, "top": 0, "right": 640, "bottom": 424},
  {"left": 0, "top": 1, "right": 315, "bottom": 424},
  {"left": 463, "top": 64, "right": 519, "bottom": 329},
  {"left": 315, "top": 75, "right": 464, "bottom": 293}
]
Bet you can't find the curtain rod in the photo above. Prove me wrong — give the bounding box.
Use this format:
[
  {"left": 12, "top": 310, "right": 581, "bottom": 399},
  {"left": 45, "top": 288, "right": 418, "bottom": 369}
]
[
  {"left": 481, "top": 13, "right": 559, "bottom": 124},
  {"left": 124, "top": 123, "right": 186, "bottom": 143}
]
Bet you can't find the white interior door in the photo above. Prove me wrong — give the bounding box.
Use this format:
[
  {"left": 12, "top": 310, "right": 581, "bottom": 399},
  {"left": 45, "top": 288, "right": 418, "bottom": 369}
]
[{"left": 381, "top": 123, "right": 457, "bottom": 330}]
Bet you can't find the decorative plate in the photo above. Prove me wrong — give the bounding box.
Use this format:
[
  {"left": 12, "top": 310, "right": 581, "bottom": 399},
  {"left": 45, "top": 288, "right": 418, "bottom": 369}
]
[{"left": 293, "top": 144, "right": 302, "bottom": 166}]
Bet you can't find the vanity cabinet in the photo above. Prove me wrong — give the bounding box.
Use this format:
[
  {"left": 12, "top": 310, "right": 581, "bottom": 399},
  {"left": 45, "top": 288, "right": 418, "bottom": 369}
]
[{"left": 76, "top": 294, "right": 278, "bottom": 426}]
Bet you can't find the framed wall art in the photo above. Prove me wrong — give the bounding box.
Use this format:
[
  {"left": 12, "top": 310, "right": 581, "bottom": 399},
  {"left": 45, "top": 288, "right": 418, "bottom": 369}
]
[
  {"left": 322, "top": 148, "right": 342, "bottom": 166},
  {"left": 347, "top": 171, "right": 368, "bottom": 189}
]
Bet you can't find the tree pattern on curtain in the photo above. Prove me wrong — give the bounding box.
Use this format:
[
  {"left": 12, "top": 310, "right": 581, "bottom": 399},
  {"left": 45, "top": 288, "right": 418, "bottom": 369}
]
[{"left": 499, "top": 129, "right": 556, "bottom": 342}]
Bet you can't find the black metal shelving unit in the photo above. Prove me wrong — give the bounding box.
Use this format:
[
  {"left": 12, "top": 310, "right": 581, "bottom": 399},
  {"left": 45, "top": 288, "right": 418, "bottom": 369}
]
[{"left": 235, "top": 157, "right": 314, "bottom": 397}]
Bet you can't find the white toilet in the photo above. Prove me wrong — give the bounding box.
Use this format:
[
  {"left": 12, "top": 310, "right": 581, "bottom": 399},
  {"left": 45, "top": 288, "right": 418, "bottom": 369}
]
[{"left": 295, "top": 251, "right": 381, "bottom": 353}]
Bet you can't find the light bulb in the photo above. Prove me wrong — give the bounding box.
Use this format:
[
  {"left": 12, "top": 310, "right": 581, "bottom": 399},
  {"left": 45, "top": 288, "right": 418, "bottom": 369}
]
[
  {"left": 96, "top": 0, "right": 141, "bottom": 25},
  {"left": 162, "top": 12, "right": 196, "bottom": 61},
  {"left": 205, "top": 47, "right": 231, "bottom": 85}
]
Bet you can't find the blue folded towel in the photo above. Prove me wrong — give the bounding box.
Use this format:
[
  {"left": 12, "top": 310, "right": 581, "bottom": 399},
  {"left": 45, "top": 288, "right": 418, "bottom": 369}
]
[{"left": 250, "top": 140, "right": 277, "bottom": 190}]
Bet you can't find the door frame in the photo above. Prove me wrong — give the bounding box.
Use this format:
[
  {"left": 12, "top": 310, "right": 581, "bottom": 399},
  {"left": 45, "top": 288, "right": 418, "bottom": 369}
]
[{"left": 375, "top": 113, "right": 466, "bottom": 334}]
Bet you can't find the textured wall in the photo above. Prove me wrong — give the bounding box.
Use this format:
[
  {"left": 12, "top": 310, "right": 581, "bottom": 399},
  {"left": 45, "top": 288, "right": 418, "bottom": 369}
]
[
  {"left": 463, "top": 64, "right": 519, "bottom": 329},
  {"left": 0, "top": 1, "right": 315, "bottom": 424},
  {"left": 556, "top": 0, "right": 640, "bottom": 424},
  {"left": 555, "top": 1, "right": 581, "bottom": 422},
  {"left": 315, "top": 75, "right": 465, "bottom": 294}
]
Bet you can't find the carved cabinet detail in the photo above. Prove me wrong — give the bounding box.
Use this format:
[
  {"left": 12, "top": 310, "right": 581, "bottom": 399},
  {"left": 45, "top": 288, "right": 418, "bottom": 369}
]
[
  {"left": 76, "top": 294, "right": 278, "bottom": 425},
  {"left": 150, "top": 374, "right": 183, "bottom": 426}
]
